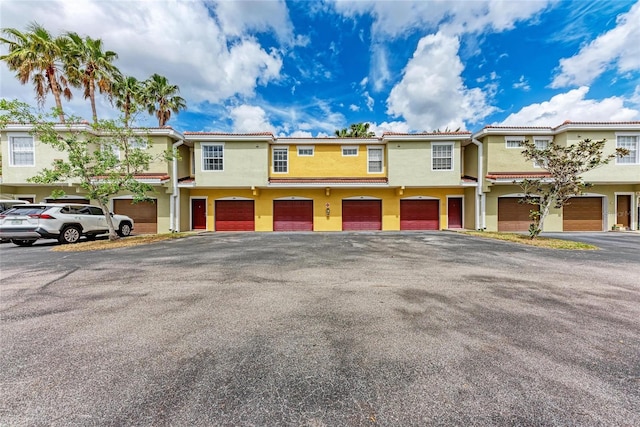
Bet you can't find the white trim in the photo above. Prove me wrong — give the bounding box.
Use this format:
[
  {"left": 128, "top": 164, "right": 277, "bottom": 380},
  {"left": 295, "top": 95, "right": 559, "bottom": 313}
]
[
  {"left": 342, "top": 146, "right": 359, "bottom": 156},
  {"left": 431, "top": 142, "right": 454, "bottom": 171},
  {"left": 401, "top": 195, "right": 439, "bottom": 200},
  {"left": 367, "top": 146, "right": 384, "bottom": 173},
  {"left": 272, "top": 146, "right": 289, "bottom": 174},
  {"left": 342, "top": 196, "right": 381, "bottom": 200},
  {"left": 189, "top": 196, "right": 207, "bottom": 231},
  {"left": 215, "top": 196, "right": 253, "bottom": 201},
  {"left": 201, "top": 142, "right": 224, "bottom": 172},
  {"left": 446, "top": 195, "right": 464, "bottom": 229},
  {"left": 505, "top": 135, "right": 525, "bottom": 149},
  {"left": 296, "top": 146, "right": 314, "bottom": 156},
  {"left": 7, "top": 133, "right": 35, "bottom": 167},
  {"left": 614, "top": 192, "right": 636, "bottom": 230},
  {"left": 274, "top": 196, "right": 313, "bottom": 201}
]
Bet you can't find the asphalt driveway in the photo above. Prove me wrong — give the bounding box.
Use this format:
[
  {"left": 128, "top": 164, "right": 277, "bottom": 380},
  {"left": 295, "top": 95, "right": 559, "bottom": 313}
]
[{"left": 1, "top": 232, "right": 639, "bottom": 426}]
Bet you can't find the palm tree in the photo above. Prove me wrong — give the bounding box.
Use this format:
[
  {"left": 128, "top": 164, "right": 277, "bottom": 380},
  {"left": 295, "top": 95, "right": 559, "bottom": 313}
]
[
  {"left": 112, "top": 73, "right": 144, "bottom": 127},
  {"left": 65, "top": 32, "right": 119, "bottom": 124},
  {"left": 0, "top": 22, "right": 72, "bottom": 122},
  {"left": 143, "top": 73, "right": 186, "bottom": 127},
  {"left": 335, "top": 128, "right": 349, "bottom": 137},
  {"left": 334, "top": 122, "right": 375, "bottom": 138}
]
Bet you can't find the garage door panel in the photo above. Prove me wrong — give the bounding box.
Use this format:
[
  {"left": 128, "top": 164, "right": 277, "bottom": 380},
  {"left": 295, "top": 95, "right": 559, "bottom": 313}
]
[
  {"left": 113, "top": 200, "right": 157, "bottom": 234},
  {"left": 498, "top": 198, "right": 536, "bottom": 232},
  {"left": 400, "top": 200, "right": 439, "bottom": 230},
  {"left": 342, "top": 200, "right": 381, "bottom": 231},
  {"left": 274, "top": 200, "right": 313, "bottom": 231},
  {"left": 215, "top": 200, "right": 254, "bottom": 231},
  {"left": 563, "top": 197, "right": 602, "bottom": 231}
]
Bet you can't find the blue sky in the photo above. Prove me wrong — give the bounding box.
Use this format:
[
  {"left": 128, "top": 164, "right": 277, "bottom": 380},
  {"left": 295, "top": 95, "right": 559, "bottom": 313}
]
[{"left": 1, "top": 0, "right": 639, "bottom": 136}]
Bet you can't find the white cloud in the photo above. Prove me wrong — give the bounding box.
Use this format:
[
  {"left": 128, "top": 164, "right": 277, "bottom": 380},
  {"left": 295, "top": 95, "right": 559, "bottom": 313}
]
[
  {"left": 513, "top": 75, "right": 531, "bottom": 91},
  {"left": 287, "top": 130, "right": 313, "bottom": 137},
  {"left": 551, "top": 2, "right": 640, "bottom": 88},
  {"left": 211, "top": 0, "right": 294, "bottom": 44},
  {"left": 364, "top": 91, "right": 374, "bottom": 111},
  {"left": 349, "top": 104, "right": 360, "bottom": 112},
  {"left": 499, "top": 86, "right": 640, "bottom": 126},
  {"left": 386, "top": 32, "right": 494, "bottom": 131},
  {"left": 369, "top": 121, "right": 411, "bottom": 136},
  {"left": 230, "top": 105, "right": 276, "bottom": 133}
]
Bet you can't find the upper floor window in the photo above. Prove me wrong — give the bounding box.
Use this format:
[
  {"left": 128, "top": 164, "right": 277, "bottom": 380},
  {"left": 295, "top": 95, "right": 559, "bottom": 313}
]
[
  {"left": 342, "top": 146, "right": 358, "bottom": 156},
  {"left": 202, "top": 144, "right": 224, "bottom": 171},
  {"left": 367, "top": 147, "right": 383, "bottom": 173},
  {"left": 432, "top": 143, "right": 453, "bottom": 171},
  {"left": 505, "top": 136, "right": 524, "bottom": 148},
  {"left": 273, "top": 147, "right": 288, "bottom": 173},
  {"left": 297, "top": 146, "right": 314, "bottom": 156},
  {"left": 617, "top": 135, "right": 639, "bottom": 164},
  {"left": 533, "top": 138, "right": 551, "bottom": 168},
  {"left": 9, "top": 135, "right": 34, "bottom": 166}
]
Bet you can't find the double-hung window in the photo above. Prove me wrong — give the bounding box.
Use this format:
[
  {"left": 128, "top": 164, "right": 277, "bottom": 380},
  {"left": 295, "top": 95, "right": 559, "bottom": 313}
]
[
  {"left": 616, "top": 135, "right": 639, "bottom": 164},
  {"left": 9, "top": 135, "right": 34, "bottom": 166},
  {"left": 367, "top": 147, "right": 383, "bottom": 173},
  {"left": 505, "top": 136, "right": 524, "bottom": 148},
  {"left": 202, "top": 144, "right": 224, "bottom": 171},
  {"left": 273, "top": 147, "right": 288, "bottom": 173},
  {"left": 432, "top": 143, "right": 453, "bottom": 171},
  {"left": 533, "top": 138, "right": 551, "bottom": 168},
  {"left": 342, "top": 146, "right": 358, "bottom": 156}
]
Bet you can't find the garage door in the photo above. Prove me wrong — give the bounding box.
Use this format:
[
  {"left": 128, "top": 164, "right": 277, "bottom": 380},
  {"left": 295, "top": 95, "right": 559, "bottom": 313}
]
[
  {"left": 563, "top": 197, "right": 602, "bottom": 231},
  {"left": 342, "top": 200, "right": 382, "bottom": 231},
  {"left": 215, "top": 200, "right": 254, "bottom": 231},
  {"left": 400, "top": 200, "right": 439, "bottom": 230},
  {"left": 113, "top": 199, "right": 157, "bottom": 234},
  {"left": 274, "top": 200, "right": 313, "bottom": 231},
  {"left": 498, "top": 198, "right": 536, "bottom": 232}
]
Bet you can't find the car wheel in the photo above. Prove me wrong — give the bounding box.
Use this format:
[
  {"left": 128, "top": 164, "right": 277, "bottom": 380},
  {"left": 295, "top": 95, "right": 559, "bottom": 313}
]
[
  {"left": 11, "top": 239, "right": 35, "bottom": 247},
  {"left": 59, "top": 225, "right": 81, "bottom": 244},
  {"left": 117, "top": 222, "right": 132, "bottom": 237}
]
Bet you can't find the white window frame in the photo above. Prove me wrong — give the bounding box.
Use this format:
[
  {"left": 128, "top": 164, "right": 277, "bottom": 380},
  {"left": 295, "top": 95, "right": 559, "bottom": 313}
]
[
  {"left": 297, "top": 146, "right": 314, "bottom": 157},
  {"left": 8, "top": 133, "right": 35, "bottom": 167},
  {"left": 533, "top": 137, "right": 551, "bottom": 168},
  {"left": 616, "top": 134, "right": 639, "bottom": 165},
  {"left": 367, "top": 146, "right": 384, "bottom": 173},
  {"left": 202, "top": 143, "right": 224, "bottom": 172},
  {"left": 505, "top": 136, "right": 524, "bottom": 149},
  {"left": 272, "top": 146, "right": 289, "bottom": 173},
  {"left": 342, "top": 146, "right": 358, "bottom": 157},
  {"left": 431, "top": 142, "right": 454, "bottom": 171}
]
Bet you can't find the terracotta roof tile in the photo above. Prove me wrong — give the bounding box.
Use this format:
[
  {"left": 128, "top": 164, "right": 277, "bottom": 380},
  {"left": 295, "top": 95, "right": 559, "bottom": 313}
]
[{"left": 486, "top": 172, "right": 552, "bottom": 180}]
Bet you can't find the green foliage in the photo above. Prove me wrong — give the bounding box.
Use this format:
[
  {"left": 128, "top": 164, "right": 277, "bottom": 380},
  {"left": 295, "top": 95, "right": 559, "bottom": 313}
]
[
  {"left": 0, "top": 99, "right": 173, "bottom": 239},
  {"left": 334, "top": 122, "right": 375, "bottom": 138},
  {"left": 518, "top": 138, "right": 629, "bottom": 239}
]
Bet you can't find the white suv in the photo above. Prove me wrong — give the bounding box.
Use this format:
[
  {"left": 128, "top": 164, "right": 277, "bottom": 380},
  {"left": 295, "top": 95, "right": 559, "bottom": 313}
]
[{"left": 0, "top": 203, "right": 134, "bottom": 246}]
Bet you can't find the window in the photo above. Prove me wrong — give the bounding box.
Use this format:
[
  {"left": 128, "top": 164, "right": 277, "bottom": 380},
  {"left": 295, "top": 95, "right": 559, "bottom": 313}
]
[
  {"left": 432, "top": 143, "right": 453, "bottom": 171},
  {"left": 273, "top": 147, "right": 288, "bottom": 173},
  {"left": 505, "top": 136, "right": 524, "bottom": 148},
  {"left": 342, "top": 146, "right": 358, "bottom": 156},
  {"left": 297, "top": 146, "right": 314, "bottom": 156},
  {"left": 202, "top": 144, "right": 224, "bottom": 171},
  {"left": 9, "top": 135, "right": 34, "bottom": 166},
  {"left": 617, "top": 135, "right": 639, "bottom": 164},
  {"left": 533, "top": 138, "right": 550, "bottom": 168},
  {"left": 367, "top": 147, "right": 383, "bottom": 173},
  {"left": 128, "top": 138, "right": 148, "bottom": 150}
]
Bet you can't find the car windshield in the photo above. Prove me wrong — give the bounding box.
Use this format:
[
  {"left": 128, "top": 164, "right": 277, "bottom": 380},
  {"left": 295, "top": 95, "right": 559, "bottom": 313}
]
[{"left": 1, "top": 206, "right": 48, "bottom": 216}]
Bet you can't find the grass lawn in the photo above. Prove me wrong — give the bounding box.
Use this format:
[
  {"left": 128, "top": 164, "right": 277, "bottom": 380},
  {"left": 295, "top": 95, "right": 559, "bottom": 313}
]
[
  {"left": 462, "top": 231, "right": 598, "bottom": 250},
  {"left": 52, "top": 232, "right": 195, "bottom": 252}
]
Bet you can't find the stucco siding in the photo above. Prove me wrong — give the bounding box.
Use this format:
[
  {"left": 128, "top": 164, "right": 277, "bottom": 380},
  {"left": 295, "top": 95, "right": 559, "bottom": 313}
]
[
  {"left": 387, "top": 141, "right": 461, "bottom": 186},
  {"left": 194, "top": 141, "right": 269, "bottom": 186}
]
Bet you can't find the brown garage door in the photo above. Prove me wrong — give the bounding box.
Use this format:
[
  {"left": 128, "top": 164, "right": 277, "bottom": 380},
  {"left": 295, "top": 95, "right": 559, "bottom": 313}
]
[
  {"left": 498, "top": 197, "right": 536, "bottom": 232},
  {"left": 274, "top": 200, "right": 313, "bottom": 231},
  {"left": 215, "top": 200, "right": 255, "bottom": 231},
  {"left": 113, "top": 199, "right": 157, "bottom": 234},
  {"left": 342, "top": 200, "right": 382, "bottom": 231},
  {"left": 563, "top": 197, "right": 602, "bottom": 231},
  {"left": 400, "top": 200, "right": 439, "bottom": 230}
]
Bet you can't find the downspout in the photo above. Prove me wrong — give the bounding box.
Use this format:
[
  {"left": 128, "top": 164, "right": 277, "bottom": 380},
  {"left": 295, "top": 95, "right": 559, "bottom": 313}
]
[
  {"left": 171, "top": 139, "right": 184, "bottom": 232},
  {"left": 471, "top": 138, "right": 485, "bottom": 230}
]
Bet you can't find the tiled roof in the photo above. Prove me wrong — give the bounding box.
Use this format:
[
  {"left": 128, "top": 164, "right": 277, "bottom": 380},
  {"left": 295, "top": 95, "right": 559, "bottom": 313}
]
[
  {"left": 184, "top": 131, "right": 274, "bottom": 136},
  {"left": 269, "top": 177, "right": 388, "bottom": 184},
  {"left": 486, "top": 172, "right": 552, "bottom": 180},
  {"left": 483, "top": 121, "right": 640, "bottom": 131},
  {"left": 93, "top": 173, "right": 170, "bottom": 181},
  {"left": 383, "top": 131, "right": 471, "bottom": 135}
]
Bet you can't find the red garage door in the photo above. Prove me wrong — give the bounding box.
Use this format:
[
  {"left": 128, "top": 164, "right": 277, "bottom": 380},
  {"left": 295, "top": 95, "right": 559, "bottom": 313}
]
[
  {"left": 215, "top": 200, "right": 254, "bottom": 231},
  {"left": 342, "top": 200, "right": 382, "bottom": 231},
  {"left": 563, "top": 197, "right": 602, "bottom": 231},
  {"left": 274, "top": 200, "right": 313, "bottom": 231},
  {"left": 400, "top": 200, "right": 439, "bottom": 230}
]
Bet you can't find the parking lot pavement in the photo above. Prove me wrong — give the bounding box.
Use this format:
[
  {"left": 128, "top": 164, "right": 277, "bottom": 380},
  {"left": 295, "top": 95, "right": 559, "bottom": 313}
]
[{"left": 1, "top": 232, "right": 639, "bottom": 425}]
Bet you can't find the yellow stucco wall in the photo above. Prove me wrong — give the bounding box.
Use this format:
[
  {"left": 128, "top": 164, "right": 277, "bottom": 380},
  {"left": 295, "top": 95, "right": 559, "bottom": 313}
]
[{"left": 189, "top": 187, "right": 466, "bottom": 231}]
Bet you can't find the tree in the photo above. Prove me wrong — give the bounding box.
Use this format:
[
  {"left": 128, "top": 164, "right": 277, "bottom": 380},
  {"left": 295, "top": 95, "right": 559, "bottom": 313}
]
[
  {"left": 65, "top": 32, "right": 119, "bottom": 124},
  {"left": 0, "top": 99, "right": 172, "bottom": 240},
  {"left": 334, "top": 122, "right": 375, "bottom": 138},
  {"left": 518, "top": 138, "right": 629, "bottom": 239},
  {"left": 112, "top": 74, "right": 145, "bottom": 128},
  {"left": 0, "top": 22, "right": 72, "bottom": 122},
  {"left": 143, "top": 73, "right": 186, "bottom": 127}
]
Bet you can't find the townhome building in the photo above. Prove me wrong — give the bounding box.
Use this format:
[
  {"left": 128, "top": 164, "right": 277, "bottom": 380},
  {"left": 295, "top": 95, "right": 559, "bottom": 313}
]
[
  {"left": 472, "top": 121, "right": 640, "bottom": 232},
  {"left": 0, "top": 123, "right": 185, "bottom": 234}
]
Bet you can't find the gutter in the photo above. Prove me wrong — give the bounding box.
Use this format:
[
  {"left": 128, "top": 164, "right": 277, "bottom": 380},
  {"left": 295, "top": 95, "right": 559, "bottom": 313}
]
[
  {"left": 471, "top": 138, "right": 485, "bottom": 230},
  {"left": 170, "top": 138, "right": 185, "bottom": 232}
]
